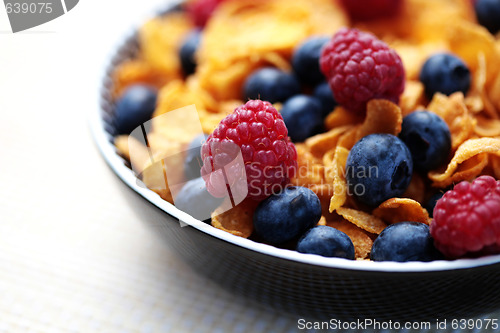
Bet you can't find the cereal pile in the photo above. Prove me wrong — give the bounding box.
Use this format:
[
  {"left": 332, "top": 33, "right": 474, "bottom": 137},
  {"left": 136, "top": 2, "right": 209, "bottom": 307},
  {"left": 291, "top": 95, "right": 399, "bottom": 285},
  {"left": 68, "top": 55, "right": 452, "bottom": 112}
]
[{"left": 113, "top": 0, "right": 500, "bottom": 261}]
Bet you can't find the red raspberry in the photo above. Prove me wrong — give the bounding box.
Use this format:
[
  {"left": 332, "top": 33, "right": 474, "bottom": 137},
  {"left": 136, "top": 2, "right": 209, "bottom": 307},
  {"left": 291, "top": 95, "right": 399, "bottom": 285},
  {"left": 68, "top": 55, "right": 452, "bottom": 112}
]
[
  {"left": 430, "top": 176, "right": 500, "bottom": 258},
  {"left": 340, "top": 0, "right": 403, "bottom": 21},
  {"left": 201, "top": 100, "right": 298, "bottom": 200},
  {"left": 320, "top": 28, "right": 405, "bottom": 114},
  {"left": 186, "top": 0, "right": 224, "bottom": 27}
]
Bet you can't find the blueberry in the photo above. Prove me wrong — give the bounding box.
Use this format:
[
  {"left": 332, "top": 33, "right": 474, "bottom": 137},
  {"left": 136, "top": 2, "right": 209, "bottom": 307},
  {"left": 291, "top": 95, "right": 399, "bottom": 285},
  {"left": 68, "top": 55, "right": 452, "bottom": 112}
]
[
  {"left": 346, "top": 134, "right": 413, "bottom": 207},
  {"left": 175, "top": 177, "right": 223, "bottom": 222},
  {"left": 243, "top": 67, "right": 301, "bottom": 104},
  {"left": 419, "top": 53, "right": 471, "bottom": 100},
  {"left": 253, "top": 186, "right": 322, "bottom": 244},
  {"left": 184, "top": 134, "right": 208, "bottom": 180},
  {"left": 475, "top": 0, "right": 500, "bottom": 34},
  {"left": 371, "top": 222, "right": 442, "bottom": 262},
  {"left": 114, "top": 84, "right": 157, "bottom": 134},
  {"left": 179, "top": 29, "right": 202, "bottom": 76},
  {"left": 292, "top": 36, "right": 330, "bottom": 86},
  {"left": 399, "top": 111, "right": 451, "bottom": 172},
  {"left": 280, "top": 95, "right": 324, "bottom": 142},
  {"left": 424, "top": 192, "right": 444, "bottom": 218},
  {"left": 313, "top": 82, "right": 337, "bottom": 116},
  {"left": 297, "top": 226, "right": 355, "bottom": 259}
]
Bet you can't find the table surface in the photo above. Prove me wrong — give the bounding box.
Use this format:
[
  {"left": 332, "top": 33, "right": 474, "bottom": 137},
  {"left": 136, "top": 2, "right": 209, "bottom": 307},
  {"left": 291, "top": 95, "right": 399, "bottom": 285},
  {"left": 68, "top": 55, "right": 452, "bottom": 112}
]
[{"left": 1, "top": 1, "right": 500, "bottom": 332}]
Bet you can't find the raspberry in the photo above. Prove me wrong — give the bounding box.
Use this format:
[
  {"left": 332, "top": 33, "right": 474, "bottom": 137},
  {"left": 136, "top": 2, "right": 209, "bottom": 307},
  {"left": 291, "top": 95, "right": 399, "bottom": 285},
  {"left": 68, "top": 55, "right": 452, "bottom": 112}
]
[
  {"left": 200, "top": 100, "right": 298, "bottom": 200},
  {"left": 186, "top": 0, "right": 224, "bottom": 27},
  {"left": 320, "top": 28, "right": 405, "bottom": 114},
  {"left": 430, "top": 176, "right": 500, "bottom": 258},
  {"left": 339, "top": 0, "right": 403, "bottom": 21}
]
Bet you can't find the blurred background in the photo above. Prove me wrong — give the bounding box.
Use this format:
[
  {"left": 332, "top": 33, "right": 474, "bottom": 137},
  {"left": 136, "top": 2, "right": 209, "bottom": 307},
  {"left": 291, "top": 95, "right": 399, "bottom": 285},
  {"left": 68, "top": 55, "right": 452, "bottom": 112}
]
[{"left": 0, "top": 1, "right": 302, "bottom": 331}]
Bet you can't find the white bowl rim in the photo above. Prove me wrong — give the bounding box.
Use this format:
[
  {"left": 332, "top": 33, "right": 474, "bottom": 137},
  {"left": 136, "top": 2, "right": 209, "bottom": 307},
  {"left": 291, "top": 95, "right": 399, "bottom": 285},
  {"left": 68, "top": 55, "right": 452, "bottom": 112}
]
[{"left": 90, "top": 11, "right": 500, "bottom": 273}]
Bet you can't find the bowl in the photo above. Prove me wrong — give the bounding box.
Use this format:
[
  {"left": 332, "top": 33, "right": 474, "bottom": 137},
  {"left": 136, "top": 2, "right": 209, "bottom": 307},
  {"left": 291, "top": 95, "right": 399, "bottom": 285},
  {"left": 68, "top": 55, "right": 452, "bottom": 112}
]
[{"left": 91, "top": 4, "right": 500, "bottom": 322}]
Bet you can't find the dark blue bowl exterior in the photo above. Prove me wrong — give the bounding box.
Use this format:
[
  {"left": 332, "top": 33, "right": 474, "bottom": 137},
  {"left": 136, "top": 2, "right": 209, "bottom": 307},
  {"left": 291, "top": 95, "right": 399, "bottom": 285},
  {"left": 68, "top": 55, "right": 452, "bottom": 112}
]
[{"left": 97, "top": 4, "right": 500, "bottom": 322}]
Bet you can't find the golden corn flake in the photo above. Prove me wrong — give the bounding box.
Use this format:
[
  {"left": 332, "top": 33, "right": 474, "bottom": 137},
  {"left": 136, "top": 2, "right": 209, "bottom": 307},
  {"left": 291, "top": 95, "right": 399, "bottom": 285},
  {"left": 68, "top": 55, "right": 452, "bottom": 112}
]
[
  {"left": 325, "top": 107, "right": 364, "bottom": 130},
  {"left": 427, "top": 92, "right": 474, "bottom": 150},
  {"left": 448, "top": 21, "right": 500, "bottom": 86},
  {"left": 322, "top": 148, "right": 336, "bottom": 184},
  {"left": 326, "top": 220, "right": 373, "bottom": 259},
  {"left": 141, "top": 160, "right": 173, "bottom": 204},
  {"left": 490, "top": 155, "right": 500, "bottom": 179},
  {"left": 470, "top": 52, "right": 500, "bottom": 119},
  {"left": 465, "top": 95, "right": 484, "bottom": 114},
  {"left": 112, "top": 60, "right": 169, "bottom": 98},
  {"left": 429, "top": 137, "right": 500, "bottom": 187},
  {"left": 373, "top": 198, "right": 432, "bottom": 225},
  {"left": 139, "top": 13, "right": 194, "bottom": 77},
  {"left": 305, "top": 125, "right": 353, "bottom": 159},
  {"left": 355, "top": 99, "right": 403, "bottom": 141},
  {"left": 337, "top": 127, "right": 360, "bottom": 150},
  {"left": 317, "top": 216, "right": 327, "bottom": 226},
  {"left": 114, "top": 135, "right": 151, "bottom": 175},
  {"left": 329, "top": 147, "right": 350, "bottom": 213},
  {"left": 474, "top": 116, "right": 500, "bottom": 137},
  {"left": 488, "top": 72, "right": 500, "bottom": 113},
  {"left": 336, "top": 207, "right": 387, "bottom": 235},
  {"left": 355, "top": 0, "right": 474, "bottom": 42},
  {"left": 399, "top": 80, "right": 425, "bottom": 116},
  {"left": 211, "top": 199, "right": 258, "bottom": 238}
]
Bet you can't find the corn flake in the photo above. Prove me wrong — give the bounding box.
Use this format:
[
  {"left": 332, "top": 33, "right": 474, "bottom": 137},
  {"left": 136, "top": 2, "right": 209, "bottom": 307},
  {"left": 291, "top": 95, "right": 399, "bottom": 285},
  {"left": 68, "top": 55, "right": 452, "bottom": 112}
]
[
  {"left": 325, "top": 107, "right": 364, "bottom": 130},
  {"left": 429, "top": 137, "right": 500, "bottom": 187},
  {"left": 427, "top": 92, "right": 474, "bottom": 150},
  {"left": 356, "top": 99, "right": 403, "bottom": 141},
  {"left": 305, "top": 125, "right": 353, "bottom": 159},
  {"left": 373, "top": 198, "right": 431, "bottom": 225},
  {"left": 329, "top": 147, "right": 350, "bottom": 213},
  {"left": 336, "top": 207, "right": 387, "bottom": 235},
  {"left": 211, "top": 199, "right": 257, "bottom": 238}
]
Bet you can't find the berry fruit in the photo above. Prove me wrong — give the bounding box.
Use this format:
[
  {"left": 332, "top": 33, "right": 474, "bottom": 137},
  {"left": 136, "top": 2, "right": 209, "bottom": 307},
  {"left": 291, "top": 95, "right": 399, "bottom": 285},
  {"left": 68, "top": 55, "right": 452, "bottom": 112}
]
[
  {"left": 371, "top": 222, "right": 442, "bottom": 262},
  {"left": 313, "top": 81, "right": 337, "bottom": 116},
  {"left": 419, "top": 53, "right": 471, "bottom": 100},
  {"left": 297, "top": 226, "right": 355, "bottom": 259},
  {"left": 184, "top": 134, "right": 208, "bottom": 181},
  {"left": 201, "top": 100, "right": 298, "bottom": 200},
  {"left": 475, "top": 0, "right": 500, "bottom": 34},
  {"left": 430, "top": 176, "right": 500, "bottom": 258},
  {"left": 179, "top": 29, "right": 202, "bottom": 76},
  {"left": 253, "top": 186, "right": 321, "bottom": 244},
  {"left": 175, "top": 177, "right": 223, "bottom": 222},
  {"left": 243, "top": 68, "right": 301, "bottom": 104},
  {"left": 114, "top": 84, "right": 157, "bottom": 135},
  {"left": 340, "top": 0, "right": 403, "bottom": 21},
  {"left": 399, "top": 111, "right": 451, "bottom": 172},
  {"left": 346, "top": 134, "right": 413, "bottom": 207},
  {"left": 186, "top": 0, "right": 223, "bottom": 27},
  {"left": 280, "top": 95, "right": 324, "bottom": 143},
  {"left": 320, "top": 28, "right": 405, "bottom": 114},
  {"left": 292, "top": 36, "right": 330, "bottom": 86}
]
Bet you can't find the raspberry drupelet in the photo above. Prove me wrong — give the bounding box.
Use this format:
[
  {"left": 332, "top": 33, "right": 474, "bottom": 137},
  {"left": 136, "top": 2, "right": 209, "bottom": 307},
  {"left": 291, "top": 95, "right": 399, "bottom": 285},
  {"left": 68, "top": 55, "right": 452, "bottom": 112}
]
[
  {"left": 430, "top": 176, "right": 500, "bottom": 258},
  {"left": 320, "top": 27, "right": 405, "bottom": 114},
  {"left": 200, "top": 100, "right": 298, "bottom": 201}
]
